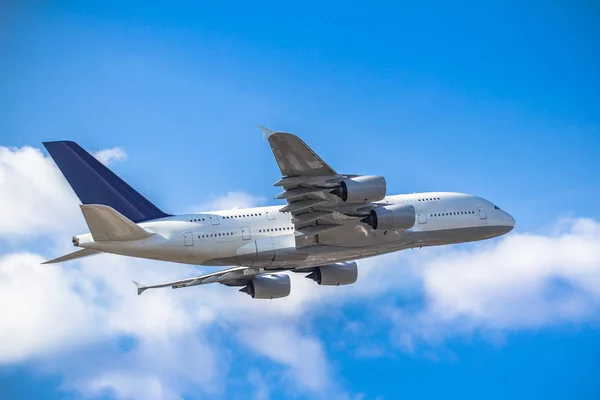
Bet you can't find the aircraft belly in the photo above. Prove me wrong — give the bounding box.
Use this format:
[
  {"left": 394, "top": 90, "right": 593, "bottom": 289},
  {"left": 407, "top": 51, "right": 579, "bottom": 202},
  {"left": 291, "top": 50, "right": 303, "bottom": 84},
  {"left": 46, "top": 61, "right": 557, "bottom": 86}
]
[{"left": 197, "top": 225, "right": 512, "bottom": 268}]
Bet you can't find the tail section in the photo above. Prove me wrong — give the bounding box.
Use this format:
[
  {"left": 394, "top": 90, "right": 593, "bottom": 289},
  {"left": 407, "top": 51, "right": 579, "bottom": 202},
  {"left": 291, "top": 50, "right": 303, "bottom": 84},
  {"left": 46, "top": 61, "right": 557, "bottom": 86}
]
[
  {"left": 80, "top": 204, "right": 153, "bottom": 241},
  {"left": 43, "top": 141, "right": 170, "bottom": 223}
]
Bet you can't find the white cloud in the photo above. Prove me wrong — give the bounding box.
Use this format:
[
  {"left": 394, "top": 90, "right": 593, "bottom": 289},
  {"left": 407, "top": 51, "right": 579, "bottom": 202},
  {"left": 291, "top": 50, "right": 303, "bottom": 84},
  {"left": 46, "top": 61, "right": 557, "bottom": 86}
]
[
  {"left": 381, "top": 218, "right": 600, "bottom": 350},
  {"left": 0, "top": 146, "right": 83, "bottom": 238},
  {"left": 422, "top": 218, "right": 600, "bottom": 326},
  {"left": 191, "top": 191, "right": 266, "bottom": 212},
  {"left": 0, "top": 252, "right": 100, "bottom": 363},
  {"left": 94, "top": 148, "right": 128, "bottom": 166}
]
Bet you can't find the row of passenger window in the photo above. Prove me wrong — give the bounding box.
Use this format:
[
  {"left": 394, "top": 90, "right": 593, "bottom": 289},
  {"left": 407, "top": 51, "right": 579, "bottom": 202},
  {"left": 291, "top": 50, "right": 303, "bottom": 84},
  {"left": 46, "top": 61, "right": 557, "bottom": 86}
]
[
  {"left": 222, "top": 213, "right": 262, "bottom": 219},
  {"left": 397, "top": 197, "right": 441, "bottom": 205},
  {"left": 259, "top": 227, "right": 293, "bottom": 233},
  {"left": 197, "top": 226, "right": 294, "bottom": 239},
  {"left": 198, "top": 232, "right": 235, "bottom": 239},
  {"left": 431, "top": 211, "right": 474, "bottom": 217},
  {"left": 189, "top": 213, "right": 263, "bottom": 223}
]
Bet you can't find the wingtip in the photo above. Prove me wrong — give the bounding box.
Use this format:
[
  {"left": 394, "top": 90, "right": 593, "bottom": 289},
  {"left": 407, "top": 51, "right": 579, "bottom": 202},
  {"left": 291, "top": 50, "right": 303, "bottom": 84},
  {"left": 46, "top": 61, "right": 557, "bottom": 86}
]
[
  {"left": 258, "top": 125, "right": 276, "bottom": 140},
  {"left": 132, "top": 281, "right": 147, "bottom": 296},
  {"left": 42, "top": 140, "right": 77, "bottom": 149}
]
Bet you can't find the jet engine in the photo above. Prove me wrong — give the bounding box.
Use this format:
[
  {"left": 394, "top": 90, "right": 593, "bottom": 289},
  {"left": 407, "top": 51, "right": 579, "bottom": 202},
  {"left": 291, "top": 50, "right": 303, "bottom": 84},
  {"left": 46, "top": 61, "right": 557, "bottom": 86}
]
[
  {"left": 306, "top": 262, "right": 358, "bottom": 286},
  {"left": 330, "top": 176, "right": 386, "bottom": 203},
  {"left": 239, "top": 274, "right": 291, "bottom": 299},
  {"left": 361, "top": 204, "right": 415, "bottom": 231}
]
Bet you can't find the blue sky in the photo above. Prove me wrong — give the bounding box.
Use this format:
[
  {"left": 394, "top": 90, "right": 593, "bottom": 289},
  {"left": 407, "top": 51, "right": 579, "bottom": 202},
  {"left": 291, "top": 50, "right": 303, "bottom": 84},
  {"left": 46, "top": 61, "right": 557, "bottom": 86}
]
[{"left": 1, "top": 2, "right": 599, "bottom": 400}]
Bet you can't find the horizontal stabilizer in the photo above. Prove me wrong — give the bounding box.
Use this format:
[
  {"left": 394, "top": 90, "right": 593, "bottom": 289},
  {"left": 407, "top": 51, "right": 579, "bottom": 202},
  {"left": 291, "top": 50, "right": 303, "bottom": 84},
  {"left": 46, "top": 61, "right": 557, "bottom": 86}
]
[
  {"left": 42, "top": 248, "right": 102, "bottom": 264},
  {"left": 80, "top": 204, "right": 154, "bottom": 241}
]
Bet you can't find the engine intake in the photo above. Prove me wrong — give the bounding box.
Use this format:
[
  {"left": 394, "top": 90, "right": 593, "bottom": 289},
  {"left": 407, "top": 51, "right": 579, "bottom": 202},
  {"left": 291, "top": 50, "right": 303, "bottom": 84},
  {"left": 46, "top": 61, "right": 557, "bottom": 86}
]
[
  {"left": 330, "top": 176, "right": 386, "bottom": 203},
  {"left": 361, "top": 204, "right": 415, "bottom": 231},
  {"left": 306, "top": 262, "right": 358, "bottom": 286},
  {"left": 239, "top": 274, "right": 291, "bottom": 299}
]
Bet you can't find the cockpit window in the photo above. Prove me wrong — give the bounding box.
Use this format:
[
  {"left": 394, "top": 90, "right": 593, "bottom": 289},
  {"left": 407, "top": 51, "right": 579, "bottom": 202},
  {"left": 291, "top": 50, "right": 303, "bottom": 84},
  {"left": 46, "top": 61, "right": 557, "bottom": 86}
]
[{"left": 494, "top": 205, "right": 501, "bottom": 210}]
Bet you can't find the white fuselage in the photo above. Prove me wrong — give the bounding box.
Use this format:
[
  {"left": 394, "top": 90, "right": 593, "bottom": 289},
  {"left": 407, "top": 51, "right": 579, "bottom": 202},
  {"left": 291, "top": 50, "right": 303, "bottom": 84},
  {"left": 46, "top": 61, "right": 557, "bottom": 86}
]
[{"left": 76, "top": 192, "right": 515, "bottom": 270}]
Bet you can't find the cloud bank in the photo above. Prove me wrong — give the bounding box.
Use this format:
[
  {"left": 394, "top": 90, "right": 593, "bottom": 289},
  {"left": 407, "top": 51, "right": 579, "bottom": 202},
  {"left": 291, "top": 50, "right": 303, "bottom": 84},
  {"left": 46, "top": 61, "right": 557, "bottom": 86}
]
[{"left": 1, "top": 144, "right": 599, "bottom": 399}]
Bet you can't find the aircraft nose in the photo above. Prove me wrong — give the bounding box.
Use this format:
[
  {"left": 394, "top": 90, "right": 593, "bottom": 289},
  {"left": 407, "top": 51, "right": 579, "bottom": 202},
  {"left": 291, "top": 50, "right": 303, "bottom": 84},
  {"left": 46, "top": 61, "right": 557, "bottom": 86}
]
[{"left": 503, "top": 211, "right": 516, "bottom": 230}]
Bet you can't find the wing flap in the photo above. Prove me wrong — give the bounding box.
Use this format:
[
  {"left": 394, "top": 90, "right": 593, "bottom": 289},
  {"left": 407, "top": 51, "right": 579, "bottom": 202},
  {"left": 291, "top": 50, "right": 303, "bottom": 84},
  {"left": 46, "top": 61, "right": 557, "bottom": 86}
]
[
  {"left": 291, "top": 211, "right": 333, "bottom": 224},
  {"left": 295, "top": 223, "right": 341, "bottom": 237},
  {"left": 275, "top": 187, "right": 328, "bottom": 200},
  {"left": 279, "top": 199, "right": 327, "bottom": 213}
]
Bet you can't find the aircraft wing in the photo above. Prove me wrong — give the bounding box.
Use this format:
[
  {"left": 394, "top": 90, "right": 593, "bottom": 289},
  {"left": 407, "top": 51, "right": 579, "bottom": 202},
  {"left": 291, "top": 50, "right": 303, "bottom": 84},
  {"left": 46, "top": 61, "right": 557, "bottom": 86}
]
[
  {"left": 261, "top": 126, "right": 382, "bottom": 247},
  {"left": 133, "top": 266, "right": 267, "bottom": 295}
]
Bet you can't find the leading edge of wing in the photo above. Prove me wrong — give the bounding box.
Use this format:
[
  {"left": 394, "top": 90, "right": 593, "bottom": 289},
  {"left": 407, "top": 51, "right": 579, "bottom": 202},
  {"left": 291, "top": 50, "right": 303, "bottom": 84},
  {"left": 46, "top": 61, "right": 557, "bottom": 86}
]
[{"left": 132, "top": 266, "right": 256, "bottom": 295}]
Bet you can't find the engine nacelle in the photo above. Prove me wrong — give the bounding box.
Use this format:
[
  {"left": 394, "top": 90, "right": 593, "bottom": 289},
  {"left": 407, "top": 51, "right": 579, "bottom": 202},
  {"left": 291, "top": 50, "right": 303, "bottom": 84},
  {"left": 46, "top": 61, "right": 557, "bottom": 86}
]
[
  {"left": 330, "top": 176, "right": 386, "bottom": 203},
  {"left": 306, "top": 262, "right": 358, "bottom": 286},
  {"left": 239, "top": 274, "right": 291, "bottom": 299},
  {"left": 361, "top": 204, "right": 415, "bottom": 231}
]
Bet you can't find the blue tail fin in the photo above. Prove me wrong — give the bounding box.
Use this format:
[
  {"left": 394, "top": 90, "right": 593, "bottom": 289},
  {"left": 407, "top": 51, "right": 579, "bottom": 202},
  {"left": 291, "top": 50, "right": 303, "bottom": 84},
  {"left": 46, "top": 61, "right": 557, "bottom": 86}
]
[{"left": 43, "top": 141, "right": 171, "bottom": 223}]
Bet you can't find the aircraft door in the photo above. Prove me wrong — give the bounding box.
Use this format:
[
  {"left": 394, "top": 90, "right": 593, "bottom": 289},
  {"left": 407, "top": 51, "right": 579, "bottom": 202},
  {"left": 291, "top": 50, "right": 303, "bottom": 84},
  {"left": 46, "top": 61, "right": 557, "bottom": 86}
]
[
  {"left": 418, "top": 212, "right": 427, "bottom": 224},
  {"left": 242, "top": 226, "right": 251, "bottom": 240},
  {"left": 210, "top": 215, "right": 220, "bottom": 225},
  {"left": 266, "top": 210, "right": 276, "bottom": 220},
  {"left": 478, "top": 207, "right": 488, "bottom": 220},
  {"left": 184, "top": 231, "right": 194, "bottom": 247}
]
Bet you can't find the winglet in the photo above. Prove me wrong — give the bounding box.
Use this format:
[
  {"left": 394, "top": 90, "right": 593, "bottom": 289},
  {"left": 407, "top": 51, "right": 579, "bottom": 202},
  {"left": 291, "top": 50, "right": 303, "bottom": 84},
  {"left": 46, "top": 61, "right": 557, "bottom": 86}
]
[
  {"left": 258, "top": 125, "right": 276, "bottom": 139},
  {"left": 132, "top": 281, "right": 148, "bottom": 296}
]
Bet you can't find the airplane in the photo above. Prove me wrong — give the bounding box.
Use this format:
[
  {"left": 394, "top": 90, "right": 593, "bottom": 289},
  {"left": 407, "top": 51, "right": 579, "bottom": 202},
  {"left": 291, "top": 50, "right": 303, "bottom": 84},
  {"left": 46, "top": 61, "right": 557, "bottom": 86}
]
[{"left": 43, "top": 127, "right": 515, "bottom": 299}]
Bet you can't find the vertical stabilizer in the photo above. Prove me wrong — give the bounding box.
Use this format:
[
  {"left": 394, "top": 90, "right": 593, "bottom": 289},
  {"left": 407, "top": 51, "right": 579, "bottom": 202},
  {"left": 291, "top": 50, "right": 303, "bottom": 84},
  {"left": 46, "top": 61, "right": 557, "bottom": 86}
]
[{"left": 43, "top": 141, "right": 170, "bottom": 222}]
